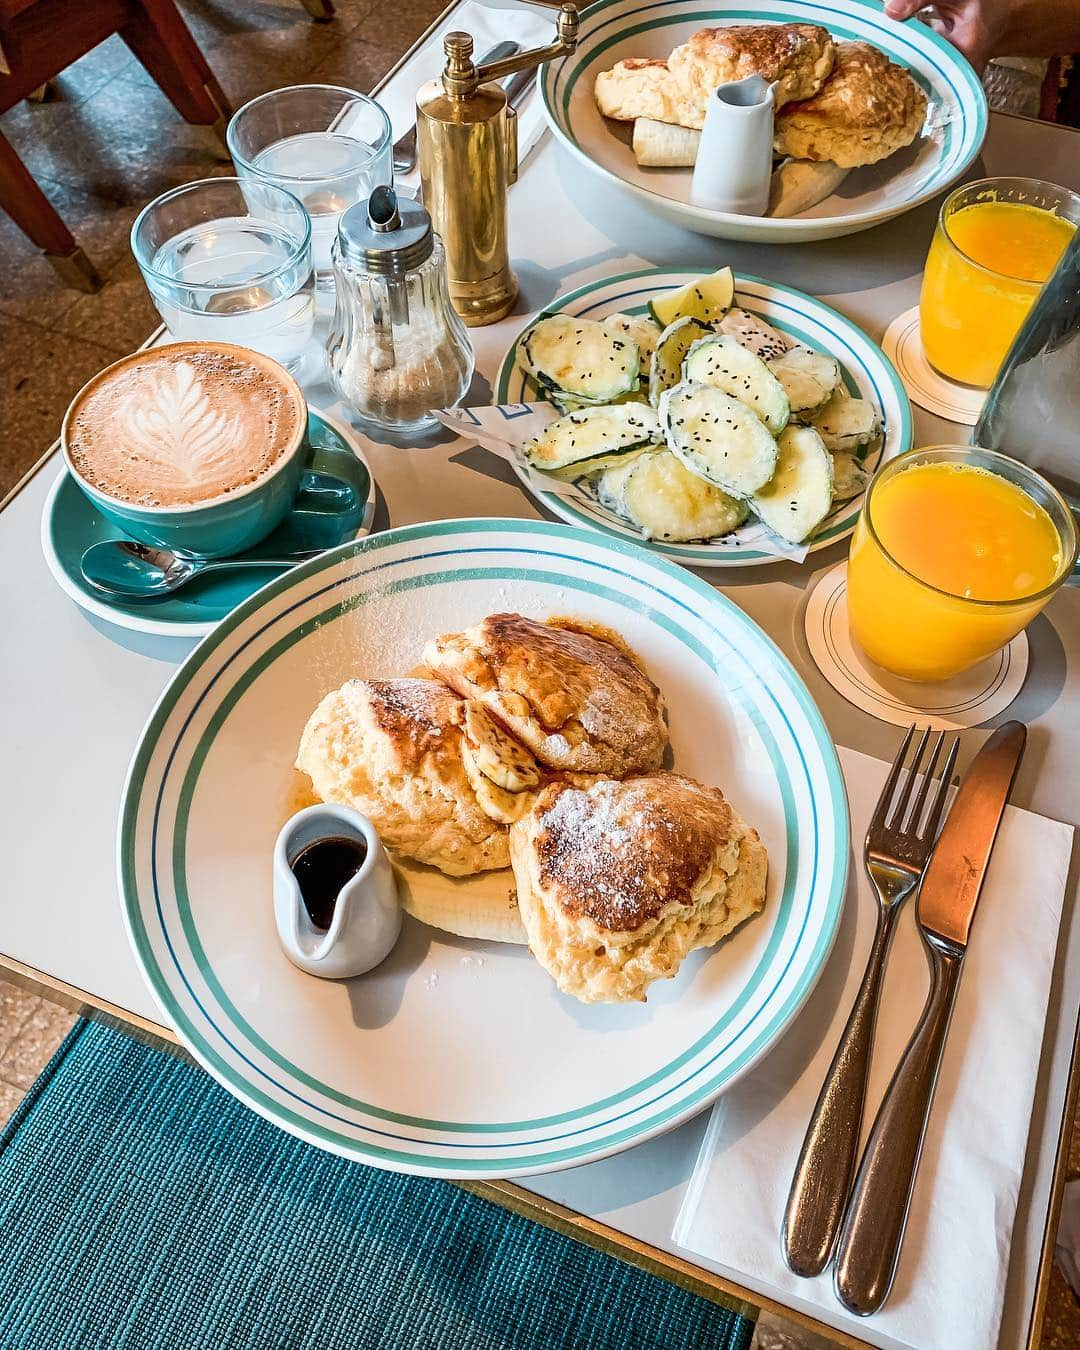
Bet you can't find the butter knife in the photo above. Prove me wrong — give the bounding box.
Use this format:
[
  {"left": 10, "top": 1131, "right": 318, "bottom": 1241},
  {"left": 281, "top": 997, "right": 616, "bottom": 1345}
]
[
  {"left": 503, "top": 64, "right": 537, "bottom": 112},
  {"left": 392, "top": 40, "right": 520, "bottom": 174},
  {"left": 833, "top": 721, "right": 1027, "bottom": 1316}
]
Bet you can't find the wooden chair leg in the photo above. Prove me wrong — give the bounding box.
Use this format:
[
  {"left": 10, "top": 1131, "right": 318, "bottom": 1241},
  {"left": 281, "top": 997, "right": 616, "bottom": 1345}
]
[
  {"left": 46, "top": 248, "right": 103, "bottom": 292},
  {"left": 119, "top": 0, "right": 233, "bottom": 126},
  {"left": 0, "top": 131, "right": 101, "bottom": 290},
  {"left": 300, "top": 0, "right": 335, "bottom": 21}
]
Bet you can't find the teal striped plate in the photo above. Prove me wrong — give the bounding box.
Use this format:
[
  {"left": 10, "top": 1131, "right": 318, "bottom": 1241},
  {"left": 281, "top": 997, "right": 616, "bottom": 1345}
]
[
  {"left": 119, "top": 519, "right": 848, "bottom": 1177},
  {"left": 541, "top": 0, "right": 988, "bottom": 242},
  {"left": 496, "top": 268, "right": 912, "bottom": 567}
]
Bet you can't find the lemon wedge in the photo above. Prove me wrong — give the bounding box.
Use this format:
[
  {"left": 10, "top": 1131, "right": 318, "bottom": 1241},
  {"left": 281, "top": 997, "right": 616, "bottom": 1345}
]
[{"left": 648, "top": 267, "right": 734, "bottom": 328}]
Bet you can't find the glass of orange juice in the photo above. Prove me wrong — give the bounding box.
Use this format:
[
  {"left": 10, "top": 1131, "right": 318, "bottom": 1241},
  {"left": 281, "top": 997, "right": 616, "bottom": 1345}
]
[
  {"left": 920, "top": 177, "right": 1079, "bottom": 388},
  {"left": 847, "top": 446, "right": 1076, "bottom": 682}
]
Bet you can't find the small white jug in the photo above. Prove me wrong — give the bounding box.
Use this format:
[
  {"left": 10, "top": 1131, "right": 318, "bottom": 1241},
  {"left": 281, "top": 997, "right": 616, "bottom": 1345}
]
[
  {"left": 691, "top": 75, "right": 777, "bottom": 216},
  {"left": 273, "top": 804, "right": 401, "bottom": 980}
]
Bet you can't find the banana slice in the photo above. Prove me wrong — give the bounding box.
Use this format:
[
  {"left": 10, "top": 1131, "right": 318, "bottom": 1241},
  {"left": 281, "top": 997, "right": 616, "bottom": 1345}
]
[
  {"left": 768, "top": 160, "right": 850, "bottom": 219},
  {"left": 396, "top": 859, "right": 528, "bottom": 945},
  {"left": 633, "top": 118, "right": 700, "bottom": 167},
  {"left": 462, "top": 702, "right": 541, "bottom": 792},
  {"left": 462, "top": 740, "right": 534, "bottom": 825}
]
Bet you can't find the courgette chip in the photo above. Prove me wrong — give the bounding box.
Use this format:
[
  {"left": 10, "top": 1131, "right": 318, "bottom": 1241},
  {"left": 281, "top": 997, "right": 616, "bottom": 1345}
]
[
  {"left": 809, "top": 392, "right": 882, "bottom": 454},
  {"left": 750, "top": 424, "right": 834, "bottom": 543},
  {"left": 523, "top": 404, "right": 663, "bottom": 478},
  {"left": 659, "top": 382, "right": 779, "bottom": 497},
  {"left": 718, "top": 307, "right": 791, "bottom": 362},
  {"left": 601, "top": 312, "right": 660, "bottom": 376},
  {"left": 518, "top": 314, "right": 640, "bottom": 405},
  {"left": 648, "top": 316, "right": 712, "bottom": 408},
  {"left": 767, "top": 346, "right": 842, "bottom": 414},
  {"left": 599, "top": 449, "right": 748, "bottom": 542},
  {"left": 682, "top": 334, "right": 790, "bottom": 435},
  {"left": 830, "top": 450, "right": 873, "bottom": 502}
]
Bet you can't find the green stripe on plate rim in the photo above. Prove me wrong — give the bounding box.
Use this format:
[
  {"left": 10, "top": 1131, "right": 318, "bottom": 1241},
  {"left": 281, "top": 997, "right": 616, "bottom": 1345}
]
[
  {"left": 119, "top": 518, "right": 849, "bottom": 1171},
  {"left": 494, "top": 266, "right": 913, "bottom": 562},
  {"left": 542, "top": 0, "right": 986, "bottom": 222}
]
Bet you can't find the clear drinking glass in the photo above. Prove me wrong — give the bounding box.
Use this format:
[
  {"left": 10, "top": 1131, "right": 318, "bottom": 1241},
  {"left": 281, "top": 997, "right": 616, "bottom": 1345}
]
[
  {"left": 846, "top": 446, "right": 1076, "bottom": 682},
  {"left": 919, "top": 177, "right": 1080, "bottom": 389},
  {"left": 131, "top": 178, "right": 315, "bottom": 373},
  {"left": 226, "top": 85, "right": 393, "bottom": 286}
]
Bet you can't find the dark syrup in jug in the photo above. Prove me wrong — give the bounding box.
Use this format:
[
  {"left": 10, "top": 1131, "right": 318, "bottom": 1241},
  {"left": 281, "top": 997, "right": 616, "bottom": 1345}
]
[{"left": 290, "top": 836, "right": 368, "bottom": 931}]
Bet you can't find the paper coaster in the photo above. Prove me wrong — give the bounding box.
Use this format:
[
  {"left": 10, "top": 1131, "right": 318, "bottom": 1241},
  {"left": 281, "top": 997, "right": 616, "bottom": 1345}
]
[
  {"left": 882, "top": 306, "right": 987, "bottom": 426},
  {"left": 804, "top": 564, "right": 1028, "bottom": 729}
]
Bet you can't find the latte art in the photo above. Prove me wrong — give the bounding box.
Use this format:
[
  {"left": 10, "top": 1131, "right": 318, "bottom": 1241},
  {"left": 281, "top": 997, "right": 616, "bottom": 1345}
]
[
  {"left": 120, "top": 362, "right": 248, "bottom": 486},
  {"left": 66, "top": 344, "right": 303, "bottom": 508}
]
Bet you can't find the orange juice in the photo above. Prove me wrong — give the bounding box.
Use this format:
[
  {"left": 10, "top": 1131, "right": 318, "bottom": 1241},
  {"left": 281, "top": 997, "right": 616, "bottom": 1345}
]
[
  {"left": 847, "top": 456, "right": 1068, "bottom": 681},
  {"left": 920, "top": 198, "right": 1075, "bottom": 388}
]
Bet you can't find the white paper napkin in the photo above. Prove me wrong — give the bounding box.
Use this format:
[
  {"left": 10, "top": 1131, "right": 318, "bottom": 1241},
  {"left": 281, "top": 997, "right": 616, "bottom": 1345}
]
[
  {"left": 673, "top": 745, "right": 1074, "bottom": 1350},
  {"left": 435, "top": 402, "right": 810, "bottom": 561},
  {"left": 374, "top": 0, "right": 556, "bottom": 193}
]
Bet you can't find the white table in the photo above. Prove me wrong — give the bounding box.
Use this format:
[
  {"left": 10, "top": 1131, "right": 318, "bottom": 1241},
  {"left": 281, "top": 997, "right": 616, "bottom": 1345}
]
[{"left": 3, "top": 11, "right": 1079, "bottom": 1346}]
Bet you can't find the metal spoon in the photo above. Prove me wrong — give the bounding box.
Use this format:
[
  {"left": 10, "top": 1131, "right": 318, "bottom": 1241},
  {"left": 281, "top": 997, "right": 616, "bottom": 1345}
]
[{"left": 81, "top": 540, "right": 321, "bottom": 602}]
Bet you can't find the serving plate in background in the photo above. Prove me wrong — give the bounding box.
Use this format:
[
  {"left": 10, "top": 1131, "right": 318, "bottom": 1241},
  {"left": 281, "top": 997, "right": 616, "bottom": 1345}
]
[{"left": 541, "top": 0, "right": 987, "bottom": 243}]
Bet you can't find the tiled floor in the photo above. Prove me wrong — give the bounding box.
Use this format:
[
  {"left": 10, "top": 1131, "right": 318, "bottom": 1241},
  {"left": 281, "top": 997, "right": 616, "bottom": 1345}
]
[
  {"left": 0, "top": 0, "right": 445, "bottom": 495},
  {"left": 0, "top": 978, "right": 77, "bottom": 1125}
]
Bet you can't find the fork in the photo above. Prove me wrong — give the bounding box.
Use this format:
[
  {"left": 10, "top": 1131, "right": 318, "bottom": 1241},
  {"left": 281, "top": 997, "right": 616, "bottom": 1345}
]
[{"left": 782, "top": 725, "right": 959, "bottom": 1278}]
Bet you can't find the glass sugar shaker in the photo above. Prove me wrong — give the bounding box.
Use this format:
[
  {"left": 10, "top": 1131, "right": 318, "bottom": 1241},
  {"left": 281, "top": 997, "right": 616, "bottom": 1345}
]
[{"left": 327, "top": 185, "right": 474, "bottom": 434}]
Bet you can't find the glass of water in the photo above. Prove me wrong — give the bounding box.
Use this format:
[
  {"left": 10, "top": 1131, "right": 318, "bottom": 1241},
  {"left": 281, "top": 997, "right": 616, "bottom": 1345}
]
[
  {"left": 131, "top": 177, "right": 315, "bottom": 373},
  {"left": 226, "top": 85, "right": 393, "bottom": 288}
]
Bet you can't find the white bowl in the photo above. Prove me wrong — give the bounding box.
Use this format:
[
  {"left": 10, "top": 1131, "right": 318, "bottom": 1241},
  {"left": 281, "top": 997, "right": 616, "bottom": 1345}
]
[{"left": 541, "top": 0, "right": 988, "bottom": 243}]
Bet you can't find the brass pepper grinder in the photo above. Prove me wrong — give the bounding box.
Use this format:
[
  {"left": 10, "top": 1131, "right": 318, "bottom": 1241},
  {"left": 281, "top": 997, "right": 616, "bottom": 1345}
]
[{"left": 416, "top": 4, "right": 578, "bottom": 326}]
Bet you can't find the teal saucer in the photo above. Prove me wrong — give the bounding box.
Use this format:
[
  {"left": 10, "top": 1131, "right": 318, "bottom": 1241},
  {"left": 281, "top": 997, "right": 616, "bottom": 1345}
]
[{"left": 42, "top": 410, "right": 375, "bottom": 638}]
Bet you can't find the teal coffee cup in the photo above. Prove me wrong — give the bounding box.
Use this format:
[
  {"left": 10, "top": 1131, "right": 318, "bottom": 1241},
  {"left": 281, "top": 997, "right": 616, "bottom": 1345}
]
[{"left": 62, "top": 341, "right": 336, "bottom": 559}]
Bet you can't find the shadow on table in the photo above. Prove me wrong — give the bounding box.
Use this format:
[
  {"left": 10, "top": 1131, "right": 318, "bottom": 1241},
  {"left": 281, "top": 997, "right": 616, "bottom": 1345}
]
[
  {"left": 547, "top": 151, "right": 961, "bottom": 299},
  {"left": 985, "top": 611, "right": 1067, "bottom": 731},
  {"left": 84, "top": 611, "right": 199, "bottom": 662}
]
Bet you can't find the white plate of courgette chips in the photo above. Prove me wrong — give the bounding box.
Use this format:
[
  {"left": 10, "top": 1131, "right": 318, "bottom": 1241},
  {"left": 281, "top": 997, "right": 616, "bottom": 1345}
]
[{"left": 494, "top": 266, "right": 912, "bottom": 567}]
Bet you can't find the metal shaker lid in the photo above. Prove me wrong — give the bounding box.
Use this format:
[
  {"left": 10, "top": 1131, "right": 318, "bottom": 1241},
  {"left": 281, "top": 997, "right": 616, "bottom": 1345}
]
[{"left": 336, "top": 186, "right": 433, "bottom": 276}]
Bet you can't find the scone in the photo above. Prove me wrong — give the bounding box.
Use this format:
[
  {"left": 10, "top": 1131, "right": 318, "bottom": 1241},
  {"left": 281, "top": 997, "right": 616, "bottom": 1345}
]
[
  {"left": 295, "top": 678, "right": 532, "bottom": 876},
  {"left": 594, "top": 23, "right": 835, "bottom": 128},
  {"left": 510, "top": 774, "right": 768, "bottom": 1004},
  {"left": 423, "top": 613, "right": 667, "bottom": 778},
  {"left": 774, "top": 41, "right": 928, "bottom": 168}
]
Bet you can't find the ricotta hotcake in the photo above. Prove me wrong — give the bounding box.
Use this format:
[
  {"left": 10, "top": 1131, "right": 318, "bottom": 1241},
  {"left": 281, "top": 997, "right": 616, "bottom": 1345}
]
[
  {"left": 774, "top": 41, "right": 927, "bottom": 168},
  {"left": 295, "top": 678, "right": 529, "bottom": 877},
  {"left": 510, "top": 774, "right": 768, "bottom": 1004},
  {"left": 422, "top": 613, "right": 667, "bottom": 778},
  {"left": 594, "top": 23, "right": 835, "bottom": 129}
]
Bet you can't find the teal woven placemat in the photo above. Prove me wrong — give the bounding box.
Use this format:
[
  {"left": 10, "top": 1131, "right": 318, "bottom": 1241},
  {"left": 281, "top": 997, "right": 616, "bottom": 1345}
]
[{"left": 0, "top": 1021, "right": 754, "bottom": 1350}]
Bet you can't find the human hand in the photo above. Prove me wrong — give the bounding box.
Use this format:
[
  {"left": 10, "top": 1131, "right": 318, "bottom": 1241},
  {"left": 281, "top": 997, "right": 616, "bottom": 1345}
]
[
  {"left": 883, "top": 0, "right": 1080, "bottom": 73},
  {"left": 883, "top": 0, "right": 996, "bottom": 72}
]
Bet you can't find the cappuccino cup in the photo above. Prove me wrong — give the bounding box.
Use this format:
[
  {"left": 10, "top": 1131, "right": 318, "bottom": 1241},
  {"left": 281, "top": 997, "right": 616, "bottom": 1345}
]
[{"left": 63, "top": 341, "right": 321, "bottom": 558}]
